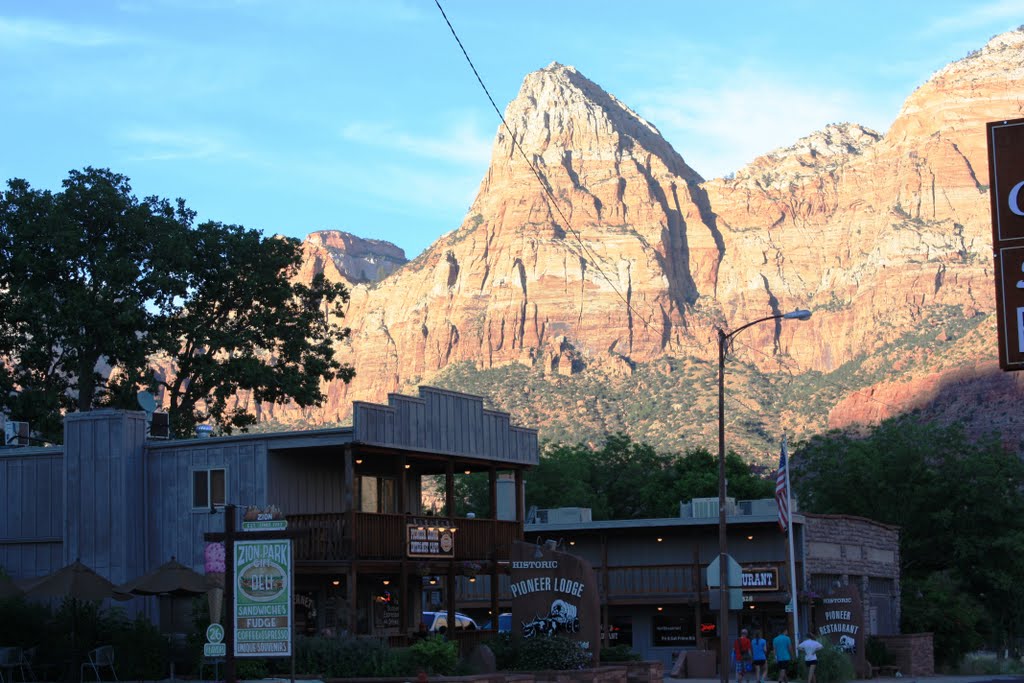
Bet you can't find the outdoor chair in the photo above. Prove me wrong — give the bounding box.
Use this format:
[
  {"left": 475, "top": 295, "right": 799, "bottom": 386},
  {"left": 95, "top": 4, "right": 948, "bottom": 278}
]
[
  {"left": 80, "top": 645, "right": 117, "bottom": 683},
  {"left": 0, "top": 647, "right": 33, "bottom": 683}
]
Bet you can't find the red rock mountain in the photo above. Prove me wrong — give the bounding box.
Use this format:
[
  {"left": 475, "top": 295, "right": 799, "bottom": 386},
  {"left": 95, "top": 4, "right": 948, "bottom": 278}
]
[{"left": 265, "top": 33, "right": 1024, "bottom": 454}]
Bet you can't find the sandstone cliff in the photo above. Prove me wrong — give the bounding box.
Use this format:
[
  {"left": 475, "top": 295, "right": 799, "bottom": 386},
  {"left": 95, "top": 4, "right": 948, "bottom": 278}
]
[{"left": 269, "top": 32, "right": 1024, "bottom": 453}]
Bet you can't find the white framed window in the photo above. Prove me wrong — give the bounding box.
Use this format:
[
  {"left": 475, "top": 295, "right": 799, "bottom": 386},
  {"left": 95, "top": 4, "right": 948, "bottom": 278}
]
[{"left": 192, "top": 468, "right": 226, "bottom": 509}]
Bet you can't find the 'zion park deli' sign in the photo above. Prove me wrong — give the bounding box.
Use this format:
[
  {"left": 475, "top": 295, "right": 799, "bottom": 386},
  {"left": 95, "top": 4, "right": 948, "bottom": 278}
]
[
  {"left": 813, "top": 584, "right": 865, "bottom": 675},
  {"left": 987, "top": 117, "right": 1024, "bottom": 371},
  {"left": 234, "top": 539, "right": 293, "bottom": 657},
  {"left": 510, "top": 541, "right": 600, "bottom": 661}
]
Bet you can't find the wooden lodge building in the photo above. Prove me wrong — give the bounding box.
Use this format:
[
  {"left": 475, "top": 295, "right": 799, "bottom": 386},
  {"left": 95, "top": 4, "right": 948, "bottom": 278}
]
[
  {"left": 0, "top": 386, "right": 538, "bottom": 650},
  {"left": 0, "top": 385, "right": 906, "bottom": 670}
]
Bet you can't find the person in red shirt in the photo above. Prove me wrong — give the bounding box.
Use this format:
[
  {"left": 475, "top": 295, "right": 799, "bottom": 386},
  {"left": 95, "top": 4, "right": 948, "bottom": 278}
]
[{"left": 734, "top": 628, "right": 753, "bottom": 683}]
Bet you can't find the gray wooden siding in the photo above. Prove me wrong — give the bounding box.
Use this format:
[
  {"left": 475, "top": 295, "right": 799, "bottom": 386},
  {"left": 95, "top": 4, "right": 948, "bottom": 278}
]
[
  {"left": 145, "top": 439, "right": 268, "bottom": 571},
  {"left": 352, "top": 387, "right": 538, "bottom": 466},
  {"left": 63, "top": 410, "right": 148, "bottom": 584},
  {"left": 267, "top": 451, "right": 345, "bottom": 515},
  {"left": 0, "top": 448, "right": 63, "bottom": 577}
]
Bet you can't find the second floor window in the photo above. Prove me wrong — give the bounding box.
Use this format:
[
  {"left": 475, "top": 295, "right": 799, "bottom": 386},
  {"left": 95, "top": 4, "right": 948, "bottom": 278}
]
[{"left": 193, "top": 468, "right": 226, "bottom": 509}]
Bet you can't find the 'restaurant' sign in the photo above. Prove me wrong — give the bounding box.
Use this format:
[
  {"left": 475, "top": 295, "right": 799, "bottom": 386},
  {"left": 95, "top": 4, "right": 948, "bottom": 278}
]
[
  {"left": 813, "top": 584, "right": 866, "bottom": 675},
  {"left": 511, "top": 541, "right": 600, "bottom": 662},
  {"left": 406, "top": 517, "right": 455, "bottom": 558},
  {"left": 741, "top": 567, "right": 779, "bottom": 591},
  {"left": 987, "top": 118, "right": 1024, "bottom": 371}
]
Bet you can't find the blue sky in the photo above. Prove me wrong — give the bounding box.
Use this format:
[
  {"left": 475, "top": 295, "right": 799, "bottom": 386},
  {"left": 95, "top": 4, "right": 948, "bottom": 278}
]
[{"left": 2, "top": 1, "right": 1021, "bottom": 259}]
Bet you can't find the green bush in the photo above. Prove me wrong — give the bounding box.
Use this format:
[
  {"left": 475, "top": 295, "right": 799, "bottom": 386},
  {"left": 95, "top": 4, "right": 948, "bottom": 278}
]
[
  {"left": 485, "top": 632, "right": 518, "bottom": 670},
  {"left": 797, "top": 638, "right": 854, "bottom": 683},
  {"left": 865, "top": 637, "right": 891, "bottom": 667},
  {"left": 111, "top": 614, "right": 171, "bottom": 680},
  {"left": 600, "top": 644, "right": 641, "bottom": 662},
  {"left": 513, "top": 635, "right": 589, "bottom": 671},
  {"left": 409, "top": 634, "right": 458, "bottom": 675}
]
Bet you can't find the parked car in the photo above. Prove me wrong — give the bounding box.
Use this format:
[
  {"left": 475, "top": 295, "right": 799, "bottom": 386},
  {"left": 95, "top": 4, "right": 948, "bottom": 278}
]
[
  {"left": 483, "top": 612, "right": 512, "bottom": 633},
  {"left": 421, "top": 611, "right": 478, "bottom": 633}
]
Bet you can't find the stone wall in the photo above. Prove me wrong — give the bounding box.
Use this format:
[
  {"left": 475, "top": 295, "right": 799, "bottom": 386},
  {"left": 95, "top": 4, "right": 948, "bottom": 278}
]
[
  {"left": 803, "top": 514, "right": 900, "bottom": 579},
  {"left": 877, "top": 633, "right": 934, "bottom": 676}
]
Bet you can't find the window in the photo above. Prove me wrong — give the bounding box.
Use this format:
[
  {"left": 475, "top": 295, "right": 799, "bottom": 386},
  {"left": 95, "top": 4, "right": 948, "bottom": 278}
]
[
  {"left": 356, "top": 476, "right": 397, "bottom": 513},
  {"left": 193, "top": 468, "right": 226, "bottom": 509}
]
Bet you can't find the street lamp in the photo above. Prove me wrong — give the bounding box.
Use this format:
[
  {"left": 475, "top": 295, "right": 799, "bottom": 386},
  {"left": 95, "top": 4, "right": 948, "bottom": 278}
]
[{"left": 717, "top": 308, "right": 810, "bottom": 683}]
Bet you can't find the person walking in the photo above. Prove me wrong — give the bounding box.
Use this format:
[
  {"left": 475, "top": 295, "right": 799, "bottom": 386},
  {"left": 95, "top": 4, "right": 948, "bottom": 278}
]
[
  {"left": 751, "top": 629, "right": 768, "bottom": 683},
  {"left": 772, "top": 626, "right": 794, "bottom": 683},
  {"left": 798, "top": 631, "right": 824, "bottom": 683},
  {"left": 734, "top": 628, "right": 753, "bottom": 683}
]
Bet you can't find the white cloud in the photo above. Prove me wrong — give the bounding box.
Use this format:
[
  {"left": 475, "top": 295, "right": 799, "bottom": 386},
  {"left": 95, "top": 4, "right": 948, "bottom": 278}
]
[
  {"left": 0, "top": 16, "right": 124, "bottom": 48},
  {"left": 340, "top": 118, "right": 493, "bottom": 167},
  {"left": 117, "top": 126, "right": 238, "bottom": 162},
  {"left": 632, "top": 70, "right": 892, "bottom": 179}
]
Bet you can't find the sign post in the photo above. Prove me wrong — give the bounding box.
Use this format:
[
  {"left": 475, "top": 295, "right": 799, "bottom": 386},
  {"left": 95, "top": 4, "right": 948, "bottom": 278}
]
[
  {"left": 987, "top": 118, "right": 1024, "bottom": 371},
  {"left": 205, "top": 505, "right": 301, "bottom": 683}
]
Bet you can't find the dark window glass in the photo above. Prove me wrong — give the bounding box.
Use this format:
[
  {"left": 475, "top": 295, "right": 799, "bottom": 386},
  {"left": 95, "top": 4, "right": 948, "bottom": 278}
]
[
  {"left": 210, "top": 469, "right": 226, "bottom": 506},
  {"left": 193, "top": 471, "right": 209, "bottom": 508}
]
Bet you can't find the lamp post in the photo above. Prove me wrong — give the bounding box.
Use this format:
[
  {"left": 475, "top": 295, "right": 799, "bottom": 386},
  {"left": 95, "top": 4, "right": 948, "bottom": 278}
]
[{"left": 717, "top": 309, "right": 810, "bottom": 683}]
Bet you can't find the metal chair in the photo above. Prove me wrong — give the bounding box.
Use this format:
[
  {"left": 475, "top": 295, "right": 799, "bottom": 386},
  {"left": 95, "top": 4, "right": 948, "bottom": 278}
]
[
  {"left": 0, "top": 647, "right": 31, "bottom": 683},
  {"left": 80, "top": 645, "right": 117, "bottom": 683}
]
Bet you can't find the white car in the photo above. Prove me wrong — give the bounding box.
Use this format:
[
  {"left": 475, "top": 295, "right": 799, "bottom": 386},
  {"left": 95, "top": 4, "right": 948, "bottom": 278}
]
[{"left": 421, "top": 611, "right": 479, "bottom": 633}]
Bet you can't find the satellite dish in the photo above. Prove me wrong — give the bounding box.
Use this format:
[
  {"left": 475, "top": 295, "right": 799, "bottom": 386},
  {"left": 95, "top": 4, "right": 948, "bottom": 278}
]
[{"left": 137, "top": 390, "right": 156, "bottom": 414}]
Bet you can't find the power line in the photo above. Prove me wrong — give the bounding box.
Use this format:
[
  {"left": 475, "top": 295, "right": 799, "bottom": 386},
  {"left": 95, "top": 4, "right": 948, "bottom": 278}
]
[
  {"left": 432, "top": 1, "right": 915, "bottom": 429},
  {"left": 432, "top": 0, "right": 658, "bottom": 334}
]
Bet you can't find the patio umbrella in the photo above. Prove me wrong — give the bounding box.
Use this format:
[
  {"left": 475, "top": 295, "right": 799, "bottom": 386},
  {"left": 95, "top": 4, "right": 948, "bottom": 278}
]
[
  {"left": 115, "top": 557, "right": 208, "bottom": 597},
  {"left": 22, "top": 560, "right": 122, "bottom": 602}
]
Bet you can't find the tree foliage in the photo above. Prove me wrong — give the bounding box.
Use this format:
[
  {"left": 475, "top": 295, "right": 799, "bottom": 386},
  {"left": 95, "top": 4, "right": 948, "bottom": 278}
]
[
  {"left": 494, "top": 434, "right": 774, "bottom": 520},
  {"left": 150, "top": 221, "right": 354, "bottom": 437},
  {"left": 0, "top": 168, "right": 354, "bottom": 441},
  {"left": 792, "top": 416, "right": 1024, "bottom": 663}
]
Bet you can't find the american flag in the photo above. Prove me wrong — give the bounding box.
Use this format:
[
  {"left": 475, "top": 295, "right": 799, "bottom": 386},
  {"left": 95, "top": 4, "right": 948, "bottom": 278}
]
[{"left": 775, "top": 437, "right": 790, "bottom": 532}]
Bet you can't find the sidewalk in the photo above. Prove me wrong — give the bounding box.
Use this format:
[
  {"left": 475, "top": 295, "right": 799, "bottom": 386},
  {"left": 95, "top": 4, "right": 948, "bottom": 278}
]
[{"left": 664, "top": 676, "right": 1024, "bottom": 683}]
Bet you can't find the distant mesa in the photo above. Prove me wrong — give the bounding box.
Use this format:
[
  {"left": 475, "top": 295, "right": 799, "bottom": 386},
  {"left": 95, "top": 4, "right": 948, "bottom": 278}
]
[{"left": 299, "top": 229, "right": 407, "bottom": 285}]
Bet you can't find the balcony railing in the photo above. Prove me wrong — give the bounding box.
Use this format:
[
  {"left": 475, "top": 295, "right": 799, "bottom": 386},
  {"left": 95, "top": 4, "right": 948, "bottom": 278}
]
[{"left": 287, "top": 512, "right": 522, "bottom": 563}]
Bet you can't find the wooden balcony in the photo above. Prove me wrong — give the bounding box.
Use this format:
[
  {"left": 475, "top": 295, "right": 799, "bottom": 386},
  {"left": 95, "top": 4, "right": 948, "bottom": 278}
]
[{"left": 288, "top": 512, "right": 522, "bottom": 563}]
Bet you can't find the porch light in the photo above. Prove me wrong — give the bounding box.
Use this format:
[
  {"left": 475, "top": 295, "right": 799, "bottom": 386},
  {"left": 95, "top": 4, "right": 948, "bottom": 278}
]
[
  {"left": 747, "top": 535, "right": 754, "bottom": 540},
  {"left": 656, "top": 537, "right": 663, "bottom": 542},
  {"left": 429, "top": 577, "right": 437, "bottom": 585},
  {"left": 464, "top": 469, "right": 471, "bottom": 475},
  {"left": 332, "top": 579, "right": 340, "bottom": 586},
  {"left": 469, "top": 576, "right": 476, "bottom": 583},
  {"left": 355, "top": 459, "right": 363, "bottom": 464},
  {"left": 657, "top": 607, "right": 663, "bottom": 612},
  {"left": 405, "top": 464, "right": 411, "bottom": 469},
  {"left": 569, "top": 541, "right": 575, "bottom": 546},
  {"left": 382, "top": 579, "right": 390, "bottom": 586}
]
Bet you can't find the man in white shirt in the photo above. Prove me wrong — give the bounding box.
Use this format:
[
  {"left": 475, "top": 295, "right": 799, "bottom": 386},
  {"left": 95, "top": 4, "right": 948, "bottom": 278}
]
[{"left": 797, "top": 631, "right": 824, "bottom": 683}]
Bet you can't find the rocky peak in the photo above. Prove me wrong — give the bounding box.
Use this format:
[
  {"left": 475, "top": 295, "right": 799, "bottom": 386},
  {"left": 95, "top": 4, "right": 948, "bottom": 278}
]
[
  {"left": 726, "top": 122, "right": 882, "bottom": 189},
  {"left": 488, "top": 62, "right": 703, "bottom": 185},
  {"left": 299, "top": 230, "right": 406, "bottom": 285},
  {"left": 887, "top": 28, "right": 1024, "bottom": 148}
]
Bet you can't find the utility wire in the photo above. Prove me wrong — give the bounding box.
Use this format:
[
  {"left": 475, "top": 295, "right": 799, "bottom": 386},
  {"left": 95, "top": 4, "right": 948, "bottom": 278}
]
[
  {"left": 433, "top": 0, "right": 658, "bottom": 333},
  {"left": 433, "top": 1, "right": 915, "bottom": 428}
]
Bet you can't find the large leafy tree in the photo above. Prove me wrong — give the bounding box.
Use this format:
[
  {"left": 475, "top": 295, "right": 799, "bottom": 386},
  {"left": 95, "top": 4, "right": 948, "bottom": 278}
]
[
  {"left": 0, "top": 168, "right": 188, "bottom": 441},
  {"left": 0, "top": 168, "right": 354, "bottom": 442},
  {"left": 151, "top": 220, "right": 354, "bottom": 438},
  {"left": 792, "top": 417, "right": 1024, "bottom": 664}
]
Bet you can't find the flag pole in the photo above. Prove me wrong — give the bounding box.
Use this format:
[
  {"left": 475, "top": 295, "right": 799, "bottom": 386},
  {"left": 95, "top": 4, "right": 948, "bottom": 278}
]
[{"left": 782, "top": 434, "right": 800, "bottom": 643}]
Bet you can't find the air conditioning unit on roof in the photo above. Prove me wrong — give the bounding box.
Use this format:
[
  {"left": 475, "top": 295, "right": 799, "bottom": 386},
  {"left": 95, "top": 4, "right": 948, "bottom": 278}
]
[{"left": 4, "top": 419, "right": 30, "bottom": 446}]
